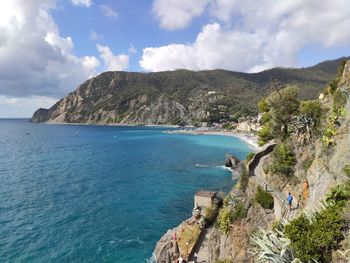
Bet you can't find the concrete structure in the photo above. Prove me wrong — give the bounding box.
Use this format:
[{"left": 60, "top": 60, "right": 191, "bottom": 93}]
[{"left": 194, "top": 191, "right": 217, "bottom": 210}]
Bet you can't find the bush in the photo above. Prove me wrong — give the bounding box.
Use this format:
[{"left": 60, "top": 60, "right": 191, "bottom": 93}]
[
  {"left": 231, "top": 202, "right": 247, "bottom": 221},
  {"left": 284, "top": 204, "right": 345, "bottom": 262},
  {"left": 269, "top": 143, "right": 296, "bottom": 177},
  {"left": 239, "top": 166, "right": 249, "bottom": 191},
  {"left": 217, "top": 207, "right": 233, "bottom": 234},
  {"left": 300, "top": 100, "right": 323, "bottom": 130},
  {"left": 333, "top": 90, "right": 347, "bottom": 111},
  {"left": 216, "top": 260, "right": 231, "bottom": 263},
  {"left": 204, "top": 204, "right": 217, "bottom": 222},
  {"left": 344, "top": 165, "right": 350, "bottom": 177},
  {"left": 255, "top": 186, "right": 274, "bottom": 209},
  {"left": 257, "top": 124, "right": 273, "bottom": 146},
  {"left": 326, "top": 182, "right": 350, "bottom": 204},
  {"left": 217, "top": 202, "right": 247, "bottom": 234}
]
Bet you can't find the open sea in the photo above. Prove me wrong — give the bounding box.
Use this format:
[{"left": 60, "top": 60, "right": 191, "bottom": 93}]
[{"left": 0, "top": 119, "right": 252, "bottom": 262}]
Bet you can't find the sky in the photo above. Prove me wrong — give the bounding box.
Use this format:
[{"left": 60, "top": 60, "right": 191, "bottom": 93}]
[{"left": 0, "top": 0, "right": 350, "bottom": 117}]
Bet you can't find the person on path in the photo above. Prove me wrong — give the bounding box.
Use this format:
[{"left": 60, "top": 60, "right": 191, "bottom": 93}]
[
  {"left": 287, "top": 193, "right": 293, "bottom": 210},
  {"left": 297, "top": 194, "right": 301, "bottom": 209},
  {"left": 194, "top": 252, "right": 198, "bottom": 263}
]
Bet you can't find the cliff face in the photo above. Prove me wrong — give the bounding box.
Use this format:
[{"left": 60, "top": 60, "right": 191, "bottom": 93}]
[
  {"left": 152, "top": 60, "right": 350, "bottom": 263},
  {"left": 31, "top": 58, "right": 347, "bottom": 125}
]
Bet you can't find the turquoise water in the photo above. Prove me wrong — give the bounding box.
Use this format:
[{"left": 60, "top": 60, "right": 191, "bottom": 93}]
[{"left": 0, "top": 119, "right": 251, "bottom": 262}]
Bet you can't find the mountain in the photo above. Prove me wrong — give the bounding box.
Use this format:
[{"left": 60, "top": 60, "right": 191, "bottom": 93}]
[{"left": 31, "top": 57, "right": 349, "bottom": 125}]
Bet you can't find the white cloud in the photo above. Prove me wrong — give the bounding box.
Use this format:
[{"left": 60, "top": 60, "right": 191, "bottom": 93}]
[
  {"left": 140, "top": 23, "right": 265, "bottom": 72},
  {"left": 100, "top": 4, "right": 118, "bottom": 19},
  {"left": 96, "top": 44, "right": 129, "bottom": 71},
  {"left": 152, "top": 0, "right": 209, "bottom": 30},
  {"left": 128, "top": 44, "right": 137, "bottom": 54},
  {"left": 0, "top": 0, "right": 100, "bottom": 99},
  {"left": 70, "top": 0, "right": 92, "bottom": 7},
  {"left": 144, "top": 0, "right": 350, "bottom": 72}
]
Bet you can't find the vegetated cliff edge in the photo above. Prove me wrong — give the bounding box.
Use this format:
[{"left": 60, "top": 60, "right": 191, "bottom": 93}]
[
  {"left": 153, "top": 59, "right": 350, "bottom": 263},
  {"left": 31, "top": 57, "right": 347, "bottom": 125}
]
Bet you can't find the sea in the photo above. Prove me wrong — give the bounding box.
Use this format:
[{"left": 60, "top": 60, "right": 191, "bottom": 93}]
[{"left": 0, "top": 119, "right": 252, "bottom": 262}]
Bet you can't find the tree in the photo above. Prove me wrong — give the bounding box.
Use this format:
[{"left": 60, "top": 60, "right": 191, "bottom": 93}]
[{"left": 257, "top": 85, "right": 300, "bottom": 144}]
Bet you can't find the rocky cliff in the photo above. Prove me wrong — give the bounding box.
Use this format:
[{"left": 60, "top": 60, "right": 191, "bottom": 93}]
[
  {"left": 31, "top": 58, "right": 348, "bottom": 125},
  {"left": 153, "top": 59, "right": 350, "bottom": 263}
]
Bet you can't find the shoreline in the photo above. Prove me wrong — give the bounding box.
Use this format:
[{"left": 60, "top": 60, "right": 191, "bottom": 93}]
[
  {"left": 33, "top": 121, "right": 260, "bottom": 151},
  {"left": 164, "top": 129, "right": 261, "bottom": 151}
]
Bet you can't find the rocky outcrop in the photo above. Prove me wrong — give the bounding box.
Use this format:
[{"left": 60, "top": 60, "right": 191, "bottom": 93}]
[{"left": 31, "top": 58, "right": 346, "bottom": 125}]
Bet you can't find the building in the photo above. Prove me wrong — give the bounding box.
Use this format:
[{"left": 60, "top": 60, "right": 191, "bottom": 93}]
[{"left": 194, "top": 190, "right": 217, "bottom": 210}]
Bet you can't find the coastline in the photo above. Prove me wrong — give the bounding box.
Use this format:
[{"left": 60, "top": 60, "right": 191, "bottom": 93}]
[{"left": 164, "top": 129, "right": 261, "bottom": 151}]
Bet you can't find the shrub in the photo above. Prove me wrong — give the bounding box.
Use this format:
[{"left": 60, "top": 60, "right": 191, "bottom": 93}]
[
  {"left": 326, "top": 182, "right": 350, "bottom": 204},
  {"left": 344, "top": 165, "right": 350, "bottom": 177},
  {"left": 284, "top": 204, "right": 345, "bottom": 262},
  {"left": 333, "top": 90, "right": 347, "bottom": 111},
  {"left": 239, "top": 166, "right": 249, "bottom": 191},
  {"left": 255, "top": 186, "right": 274, "bottom": 209},
  {"left": 300, "top": 100, "right": 323, "bottom": 130},
  {"left": 257, "top": 124, "right": 273, "bottom": 146},
  {"left": 216, "top": 260, "right": 231, "bottom": 263},
  {"left": 217, "top": 207, "right": 233, "bottom": 234},
  {"left": 269, "top": 143, "right": 296, "bottom": 177},
  {"left": 231, "top": 201, "right": 247, "bottom": 221},
  {"left": 217, "top": 202, "right": 247, "bottom": 234},
  {"left": 204, "top": 204, "right": 217, "bottom": 222}
]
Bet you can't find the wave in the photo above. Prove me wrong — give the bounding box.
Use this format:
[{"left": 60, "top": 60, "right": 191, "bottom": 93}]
[
  {"left": 195, "top": 164, "right": 210, "bottom": 168},
  {"left": 146, "top": 254, "right": 156, "bottom": 263},
  {"left": 216, "top": 165, "right": 233, "bottom": 171}
]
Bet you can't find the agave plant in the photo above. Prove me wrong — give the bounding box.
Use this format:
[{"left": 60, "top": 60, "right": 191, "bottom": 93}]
[{"left": 251, "top": 224, "right": 298, "bottom": 263}]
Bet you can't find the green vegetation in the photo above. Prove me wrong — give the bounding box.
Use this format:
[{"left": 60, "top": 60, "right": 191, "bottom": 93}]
[
  {"left": 217, "top": 201, "right": 247, "bottom": 234},
  {"left": 215, "top": 260, "right": 231, "bottom": 263},
  {"left": 269, "top": 142, "right": 296, "bottom": 177},
  {"left": 344, "top": 165, "right": 350, "bottom": 177},
  {"left": 284, "top": 182, "right": 350, "bottom": 262},
  {"left": 255, "top": 186, "right": 274, "bottom": 209},
  {"left": 328, "top": 60, "right": 347, "bottom": 94},
  {"left": 285, "top": 204, "right": 345, "bottom": 262},
  {"left": 257, "top": 86, "right": 300, "bottom": 144},
  {"left": 333, "top": 89, "right": 347, "bottom": 111},
  {"left": 204, "top": 204, "right": 217, "bottom": 222},
  {"left": 300, "top": 100, "right": 323, "bottom": 131},
  {"left": 257, "top": 124, "right": 274, "bottom": 146},
  {"left": 326, "top": 182, "right": 350, "bottom": 204},
  {"left": 33, "top": 58, "right": 347, "bottom": 124},
  {"left": 302, "top": 156, "right": 314, "bottom": 172},
  {"left": 238, "top": 166, "right": 249, "bottom": 191},
  {"left": 222, "top": 123, "right": 234, "bottom": 130},
  {"left": 217, "top": 207, "right": 233, "bottom": 234}
]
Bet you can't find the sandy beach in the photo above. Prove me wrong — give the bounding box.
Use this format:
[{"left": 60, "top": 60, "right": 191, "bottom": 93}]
[{"left": 164, "top": 129, "right": 261, "bottom": 151}]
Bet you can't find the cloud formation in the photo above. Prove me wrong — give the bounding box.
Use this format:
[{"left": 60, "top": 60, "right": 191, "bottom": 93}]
[
  {"left": 144, "top": 0, "right": 350, "bottom": 72},
  {"left": 152, "top": 0, "right": 209, "bottom": 30},
  {"left": 100, "top": 4, "right": 118, "bottom": 19},
  {"left": 0, "top": 0, "right": 100, "bottom": 98},
  {"left": 70, "top": 0, "right": 92, "bottom": 7},
  {"left": 97, "top": 44, "right": 129, "bottom": 71}
]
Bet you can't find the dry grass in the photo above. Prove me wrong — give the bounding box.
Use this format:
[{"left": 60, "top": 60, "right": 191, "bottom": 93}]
[{"left": 176, "top": 222, "right": 201, "bottom": 257}]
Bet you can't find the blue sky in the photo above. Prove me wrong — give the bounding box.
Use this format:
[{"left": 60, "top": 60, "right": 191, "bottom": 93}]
[{"left": 0, "top": 0, "right": 349, "bottom": 117}]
